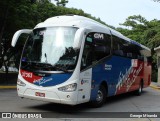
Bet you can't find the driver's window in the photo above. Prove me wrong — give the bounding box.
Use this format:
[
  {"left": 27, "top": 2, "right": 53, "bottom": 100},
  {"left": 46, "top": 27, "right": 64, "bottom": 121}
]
[
  {"left": 81, "top": 36, "right": 93, "bottom": 70},
  {"left": 81, "top": 32, "right": 111, "bottom": 70}
]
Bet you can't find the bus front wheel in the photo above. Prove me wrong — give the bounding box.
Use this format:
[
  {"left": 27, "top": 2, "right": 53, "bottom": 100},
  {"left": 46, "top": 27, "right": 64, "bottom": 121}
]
[{"left": 91, "top": 85, "right": 107, "bottom": 108}]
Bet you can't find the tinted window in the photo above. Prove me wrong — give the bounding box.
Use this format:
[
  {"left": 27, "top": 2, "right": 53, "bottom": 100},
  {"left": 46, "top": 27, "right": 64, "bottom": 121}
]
[
  {"left": 112, "top": 35, "right": 144, "bottom": 60},
  {"left": 81, "top": 32, "right": 111, "bottom": 70}
]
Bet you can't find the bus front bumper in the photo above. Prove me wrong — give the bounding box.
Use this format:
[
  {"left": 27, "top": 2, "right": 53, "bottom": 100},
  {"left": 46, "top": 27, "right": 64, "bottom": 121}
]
[{"left": 17, "top": 86, "right": 78, "bottom": 105}]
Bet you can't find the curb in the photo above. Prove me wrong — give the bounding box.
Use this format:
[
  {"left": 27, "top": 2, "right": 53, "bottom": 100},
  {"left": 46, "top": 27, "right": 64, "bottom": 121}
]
[
  {"left": 150, "top": 84, "right": 160, "bottom": 90},
  {"left": 0, "top": 86, "right": 16, "bottom": 89}
]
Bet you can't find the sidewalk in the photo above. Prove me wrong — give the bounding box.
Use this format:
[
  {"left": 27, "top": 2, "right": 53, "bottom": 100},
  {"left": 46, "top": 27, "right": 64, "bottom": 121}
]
[{"left": 150, "top": 82, "right": 160, "bottom": 90}]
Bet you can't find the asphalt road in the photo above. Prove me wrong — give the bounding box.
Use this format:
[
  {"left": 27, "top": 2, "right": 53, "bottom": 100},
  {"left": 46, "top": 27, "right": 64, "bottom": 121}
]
[{"left": 0, "top": 87, "right": 160, "bottom": 121}]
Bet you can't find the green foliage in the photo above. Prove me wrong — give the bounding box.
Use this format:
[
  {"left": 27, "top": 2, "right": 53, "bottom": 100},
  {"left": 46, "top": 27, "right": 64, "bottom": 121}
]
[
  {"left": 55, "top": 0, "right": 68, "bottom": 7},
  {"left": 117, "top": 15, "right": 160, "bottom": 82},
  {"left": 117, "top": 15, "right": 160, "bottom": 49}
]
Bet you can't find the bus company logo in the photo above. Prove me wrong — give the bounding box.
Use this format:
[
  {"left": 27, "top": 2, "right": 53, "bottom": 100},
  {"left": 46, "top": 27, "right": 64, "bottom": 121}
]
[
  {"left": 33, "top": 78, "right": 52, "bottom": 85},
  {"left": 126, "top": 64, "right": 143, "bottom": 91},
  {"left": 116, "top": 63, "right": 143, "bottom": 93},
  {"left": 94, "top": 33, "right": 104, "bottom": 39},
  {"left": 21, "top": 71, "right": 33, "bottom": 78},
  {"left": 104, "top": 64, "right": 112, "bottom": 70},
  {"left": 81, "top": 79, "right": 89, "bottom": 85}
]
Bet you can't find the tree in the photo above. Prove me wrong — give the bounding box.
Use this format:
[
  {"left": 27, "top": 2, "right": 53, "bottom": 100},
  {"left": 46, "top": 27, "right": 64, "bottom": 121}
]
[
  {"left": 118, "top": 15, "right": 160, "bottom": 48},
  {"left": 117, "top": 15, "right": 148, "bottom": 44},
  {"left": 55, "top": 0, "right": 68, "bottom": 7},
  {"left": 116, "top": 15, "right": 160, "bottom": 82},
  {"left": 0, "top": 0, "right": 37, "bottom": 81},
  {"left": 30, "top": 0, "right": 51, "bottom": 3}
]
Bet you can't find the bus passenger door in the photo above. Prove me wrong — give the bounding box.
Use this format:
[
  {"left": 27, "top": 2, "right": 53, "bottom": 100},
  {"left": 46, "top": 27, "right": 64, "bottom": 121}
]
[
  {"left": 78, "top": 69, "right": 92, "bottom": 103},
  {"left": 78, "top": 32, "right": 93, "bottom": 104}
]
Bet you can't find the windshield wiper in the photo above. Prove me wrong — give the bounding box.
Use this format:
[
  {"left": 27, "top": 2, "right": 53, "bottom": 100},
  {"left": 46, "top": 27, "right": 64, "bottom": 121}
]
[
  {"left": 22, "top": 61, "right": 70, "bottom": 73},
  {"left": 35, "top": 62, "right": 69, "bottom": 72},
  {"left": 54, "top": 65, "right": 69, "bottom": 73},
  {"left": 21, "top": 61, "right": 53, "bottom": 70}
]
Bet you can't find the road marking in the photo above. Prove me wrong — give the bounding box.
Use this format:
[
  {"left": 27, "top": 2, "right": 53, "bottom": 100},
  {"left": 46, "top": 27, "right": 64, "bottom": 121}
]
[{"left": 0, "top": 86, "right": 16, "bottom": 89}]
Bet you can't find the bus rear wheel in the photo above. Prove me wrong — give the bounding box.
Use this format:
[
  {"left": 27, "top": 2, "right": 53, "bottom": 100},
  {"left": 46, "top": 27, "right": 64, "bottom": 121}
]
[{"left": 91, "top": 85, "right": 107, "bottom": 108}]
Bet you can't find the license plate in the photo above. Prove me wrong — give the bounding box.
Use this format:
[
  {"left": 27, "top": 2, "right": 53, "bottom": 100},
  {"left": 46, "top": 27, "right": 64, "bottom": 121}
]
[{"left": 35, "top": 92, "right": 45, "bottom": 97}]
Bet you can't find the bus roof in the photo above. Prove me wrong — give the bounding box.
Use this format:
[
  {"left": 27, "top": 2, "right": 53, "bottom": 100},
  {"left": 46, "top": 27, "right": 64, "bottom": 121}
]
[{"left": 35, "top": 15, "right": 150, "bottom": 52}]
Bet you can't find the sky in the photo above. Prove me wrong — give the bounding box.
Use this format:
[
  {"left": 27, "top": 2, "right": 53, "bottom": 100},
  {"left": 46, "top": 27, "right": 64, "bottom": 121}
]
[{"left": 51, "top": 0, "right": 160, "bottom": 27}]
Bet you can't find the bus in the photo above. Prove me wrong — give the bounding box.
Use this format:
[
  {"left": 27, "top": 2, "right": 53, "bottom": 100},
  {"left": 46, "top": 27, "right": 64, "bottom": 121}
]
[{"left": 11, "top": 15, "right": 151, "bottom": 107}]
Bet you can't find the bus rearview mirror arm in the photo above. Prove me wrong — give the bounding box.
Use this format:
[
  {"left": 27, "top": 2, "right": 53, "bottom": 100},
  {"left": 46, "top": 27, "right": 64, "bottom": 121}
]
[{"left": 11, "top": 29, "right": 32, "bottom": 47}]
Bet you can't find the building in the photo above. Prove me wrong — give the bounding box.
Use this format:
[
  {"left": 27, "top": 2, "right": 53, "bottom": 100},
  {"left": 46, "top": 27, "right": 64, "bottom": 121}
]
[{"left": 154, "top": 46, "right": 160, "bottom": 84}]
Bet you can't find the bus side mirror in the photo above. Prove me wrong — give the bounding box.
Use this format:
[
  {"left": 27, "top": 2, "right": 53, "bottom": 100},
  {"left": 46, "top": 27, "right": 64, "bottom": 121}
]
[
  {"left": 11, "top": 29, "right": 32, "bottom": 47},
  {"left": 73, "top": 28, "right": 90, "bottom": 49}
]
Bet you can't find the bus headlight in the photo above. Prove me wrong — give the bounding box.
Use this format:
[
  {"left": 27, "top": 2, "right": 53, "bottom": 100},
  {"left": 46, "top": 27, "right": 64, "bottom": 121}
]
[
  {"left": 17, "top": 79, "right": 26, "bottom": 86},
  {"left": 58, "top": 83, "right": 77, "bottom": 92}
]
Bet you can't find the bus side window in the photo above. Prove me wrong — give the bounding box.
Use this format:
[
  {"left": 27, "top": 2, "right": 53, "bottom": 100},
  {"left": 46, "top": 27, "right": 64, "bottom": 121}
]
[
  {"left": 94, "top": 33, "right": 111, "bottom": 61},
  {"left": 127, "top": 53, "right": 132, "bottom": 58},
  {"left": 112, "top": 36, "right": 125, "bottom": 57},
  {"left": 83, "top": 45, "right": 92, "bottom": 66},
  {"left": 94, "top": 46, "right": 110, "bottom": 60},
  {"left": 81, "top": 36, "right": 93, "bottom": 70},
  {"left": 81, "top": 32, "right": 111, "bottom": 70},
  {"left": 114, "top": 50, "right": 124, "bottom": 56}
]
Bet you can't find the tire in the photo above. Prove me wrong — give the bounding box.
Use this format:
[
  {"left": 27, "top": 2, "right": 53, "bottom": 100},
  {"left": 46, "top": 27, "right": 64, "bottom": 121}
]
[
  {"left": 90, "top": 85, "right": 107, "bottom": 108},
  {"left": 135, "top": 81, "right": 143, "bottom": 96}
]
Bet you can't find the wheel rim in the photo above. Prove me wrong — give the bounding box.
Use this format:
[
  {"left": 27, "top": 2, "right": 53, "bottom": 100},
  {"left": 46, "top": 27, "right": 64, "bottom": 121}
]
[{"left": 96, "top": 90, "right": 103, "bottom": 102}]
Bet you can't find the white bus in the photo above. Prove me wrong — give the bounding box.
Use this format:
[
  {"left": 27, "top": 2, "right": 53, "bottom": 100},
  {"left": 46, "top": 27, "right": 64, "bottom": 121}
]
[{"left": 12, "top": 15, "right": 151, "bottom": 107}]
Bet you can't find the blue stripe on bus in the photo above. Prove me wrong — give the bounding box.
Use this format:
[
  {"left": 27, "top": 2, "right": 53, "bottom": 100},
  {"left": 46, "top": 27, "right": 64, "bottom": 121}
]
[
  {"left": 33, "top": 73, "right": 72, "bottom": 87},
  {"left": 90, "top": 56, "right": 131, "bottom": 101}
]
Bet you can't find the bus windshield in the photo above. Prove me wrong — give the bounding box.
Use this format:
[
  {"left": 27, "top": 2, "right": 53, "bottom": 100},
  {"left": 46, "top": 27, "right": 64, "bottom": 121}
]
[{"left": 21, "top": 27, "right": 79, "bottom": 72}]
